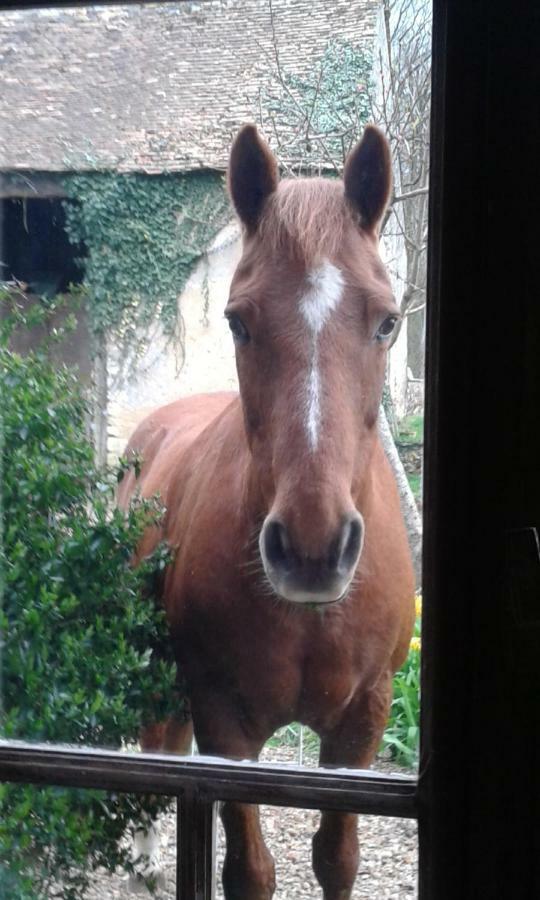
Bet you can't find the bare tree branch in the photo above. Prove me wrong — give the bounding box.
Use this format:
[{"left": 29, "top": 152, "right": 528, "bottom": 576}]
[{"left": 393, "top": 185, "right": 429, "bottom": 203}]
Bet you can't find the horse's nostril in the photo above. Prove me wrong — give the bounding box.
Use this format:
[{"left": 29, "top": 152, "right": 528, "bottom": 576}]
[
  {"left": 263, "top": 520, "right": 293, "bottom": 571},
  {"left": 336, "top": 515, "right": 364, "bottom": 574},
  {"left": 262, "top": 514, "right": 363, "bottom": 590}
]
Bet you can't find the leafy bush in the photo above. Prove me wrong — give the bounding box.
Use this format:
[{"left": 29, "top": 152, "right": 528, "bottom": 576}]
[
  {"left": 380, "top": 595, "right": 421, "bottom": 767},
  {"left": 0, "top": 291, "right": 179, "bottom": 898}
]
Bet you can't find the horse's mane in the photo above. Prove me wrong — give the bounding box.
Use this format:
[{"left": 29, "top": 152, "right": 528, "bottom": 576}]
[{"left": 258, "top": 178, "right": 350, "bottom": 263}]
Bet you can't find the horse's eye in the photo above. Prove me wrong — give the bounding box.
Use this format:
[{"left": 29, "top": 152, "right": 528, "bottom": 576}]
[
  {"left": 226, "top": 314, "right": 250, "bottom": 345},
  {"left": 376, "top": 315, "right": 398, "bottom": 341}
]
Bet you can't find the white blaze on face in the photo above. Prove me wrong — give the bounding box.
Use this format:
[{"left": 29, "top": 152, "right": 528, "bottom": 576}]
[{"left": 300, "top": 260, "right": 344, "bottom": 451}]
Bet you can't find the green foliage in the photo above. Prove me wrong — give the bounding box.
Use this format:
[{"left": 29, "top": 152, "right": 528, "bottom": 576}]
[
  {"left": 267, "top": 723, "right": 320, "bottom": 761},
  {"left": 262, "top": 39, "right": 373, "bottom": 168},
  {"left": 63, "top": 170, "right": 231, "bottom": 360},
  {"left": 397, "top": 414, "right": 424, "bottom": 446},
  {"left": 397, "top": 414, "right": 424, "bottom": 501},
  {"left": 406, "top": 471, "right": 421, "bottom": 498},
  {"left": 0, "top": 292, "right": 180, "bottom": 898},
  {"left": 380, "top": 598, "right": 421, "bottom": 767}
]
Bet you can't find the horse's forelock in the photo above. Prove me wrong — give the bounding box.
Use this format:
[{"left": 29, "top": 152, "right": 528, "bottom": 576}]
[{"left": 258, "top": 178, "right": 350, "bottom": 264}]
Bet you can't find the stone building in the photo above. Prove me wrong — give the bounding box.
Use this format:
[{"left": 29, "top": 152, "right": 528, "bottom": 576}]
[{"left": 0, "top": 0, "right": 409, "bottom": 462}]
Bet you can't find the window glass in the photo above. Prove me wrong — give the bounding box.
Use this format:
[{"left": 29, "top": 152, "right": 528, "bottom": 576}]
[{"left": 1, "top": 1, "right": 429, "bottom": 896}]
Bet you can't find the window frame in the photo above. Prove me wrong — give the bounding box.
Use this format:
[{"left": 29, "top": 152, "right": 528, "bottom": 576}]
[
  {"left": 0, "top": 741, "right": 416, "bottom": 899},
  {"left": 2, "top": 1, "right": 540, "bottom": 898},
  {"left": 419, "top": 1, "right": 540, "bottom": 898}
]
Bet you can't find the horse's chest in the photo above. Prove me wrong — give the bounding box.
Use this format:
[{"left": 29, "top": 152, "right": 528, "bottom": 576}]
[
  {"left": 296, "top": 638, "right": 365, "bottom": 729},
  {"left": 179, "top": 601, "right": 368, "bottom": 732}
]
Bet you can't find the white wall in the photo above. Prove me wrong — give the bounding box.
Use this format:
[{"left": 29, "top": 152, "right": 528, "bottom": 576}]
[{"left": 107, "top": 221, "right": 241, "bottom": 462}]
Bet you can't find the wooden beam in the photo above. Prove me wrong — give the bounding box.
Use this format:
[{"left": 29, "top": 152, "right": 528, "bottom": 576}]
[
  {"left": 0, "top": 741, "right": 418, "bottom": 820},
  {"left": 0, "top": 172, "right": 67, "bottom": 199}
]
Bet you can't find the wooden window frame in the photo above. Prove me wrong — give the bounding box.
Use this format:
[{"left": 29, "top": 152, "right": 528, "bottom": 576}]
[
  {"left": 2, "top": 1, "right": 540, "bottom": 898},
  {"left": 0, "top": 743, "right": 416, "bottom": 899}
]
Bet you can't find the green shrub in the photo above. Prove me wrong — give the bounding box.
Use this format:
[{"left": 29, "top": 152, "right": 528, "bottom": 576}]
[
  {"left": 0, "top": 291, "right": 179, "bottom": 899},
  {"left": 380, "top": 596, "right": 421, "bottom": 767}
]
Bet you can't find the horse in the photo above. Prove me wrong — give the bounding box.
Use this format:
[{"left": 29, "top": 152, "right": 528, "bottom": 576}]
[{"left": 118, "top": 124, "right": 415, "bottom": 900}]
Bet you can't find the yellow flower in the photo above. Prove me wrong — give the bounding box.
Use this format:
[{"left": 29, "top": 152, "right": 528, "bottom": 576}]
[
  {"left": 410, "top": 636, "right": 421, "bottom": 652},
  {"left": 415, "top": 594, "right": 422, "bottom": 617}
]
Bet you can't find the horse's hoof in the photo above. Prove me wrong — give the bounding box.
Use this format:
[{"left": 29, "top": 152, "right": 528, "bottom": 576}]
[{"left": 128, "top": 869, "right": 167, "bottom": 895}]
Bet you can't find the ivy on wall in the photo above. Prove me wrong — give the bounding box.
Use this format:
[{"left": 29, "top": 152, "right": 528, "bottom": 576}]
[{"left": 63, "top": 171, "right": 231, "bottom": 364}]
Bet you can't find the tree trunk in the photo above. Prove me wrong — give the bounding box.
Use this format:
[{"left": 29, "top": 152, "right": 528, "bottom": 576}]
[
  {"left": 92, "top": 331, "right": 108, "bottom": 468},
  {"left": 379, "top": 406, "right": 422, "bottom": 586}
]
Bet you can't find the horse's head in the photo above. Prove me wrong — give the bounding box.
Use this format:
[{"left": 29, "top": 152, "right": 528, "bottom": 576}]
[{"left": 226, "top": 125, "right": 398, "bottom": 605}]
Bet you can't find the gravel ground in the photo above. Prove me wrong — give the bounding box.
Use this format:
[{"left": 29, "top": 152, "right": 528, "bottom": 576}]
[{"left": 85, "top": 749, "right": 417, "bottom": 900}]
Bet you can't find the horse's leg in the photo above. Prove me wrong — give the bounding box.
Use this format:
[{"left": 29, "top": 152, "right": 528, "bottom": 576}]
[
  {"left": 312, "top": 673, "right": 393, "bottom": 900},
  {"left": 220, "top": 802, "right": 276, "bottom": 900},
  {"left": 130, "top": 723, "right": 167, "bottom": 890},
  {"left": 131, "top": 717, "right": 193, "bottom": 891},
  {"left": 163, "top": 714, "right": 194, "bottom": 754},
  {"left": 193, "top": 702, "right": 276, "bottom": 900}
]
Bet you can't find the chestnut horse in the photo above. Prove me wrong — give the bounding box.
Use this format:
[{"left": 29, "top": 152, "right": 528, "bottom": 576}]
[{"left": 119, "top": 125, "right": 415, "bottom": 899}]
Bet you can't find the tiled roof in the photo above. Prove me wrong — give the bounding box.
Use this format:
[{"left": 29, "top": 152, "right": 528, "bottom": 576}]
[{"left": 0, "top": 1, "right": 379, "bottom": 173}]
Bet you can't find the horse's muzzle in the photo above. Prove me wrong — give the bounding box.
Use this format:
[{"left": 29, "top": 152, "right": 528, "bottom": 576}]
[{"left": 258, "top": 513, "right": 364, "bottom": 605}]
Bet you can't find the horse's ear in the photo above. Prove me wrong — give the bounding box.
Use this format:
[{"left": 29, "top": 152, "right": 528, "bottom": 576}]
[
  {"left": 228, "top": 125, "right": 278, "bottom": 233},
  {"left": 344, "top": 126, "right": 392, "bottom": 234}
]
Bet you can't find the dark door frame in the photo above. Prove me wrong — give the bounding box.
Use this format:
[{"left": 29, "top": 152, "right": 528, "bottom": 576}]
[
  {"left": 1, "top": 1, "right": 539, "bottom": 898},
  {"left": 420, "top": 1, "right": 540, "bottom": 898}
]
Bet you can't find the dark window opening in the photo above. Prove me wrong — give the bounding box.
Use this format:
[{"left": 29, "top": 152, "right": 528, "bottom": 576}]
[
  {"left": 0, "top": 195, "right": 91, "bottom": 381},
  {"left": 1, "top": 196, "right": 84, "bottom": 296}
]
